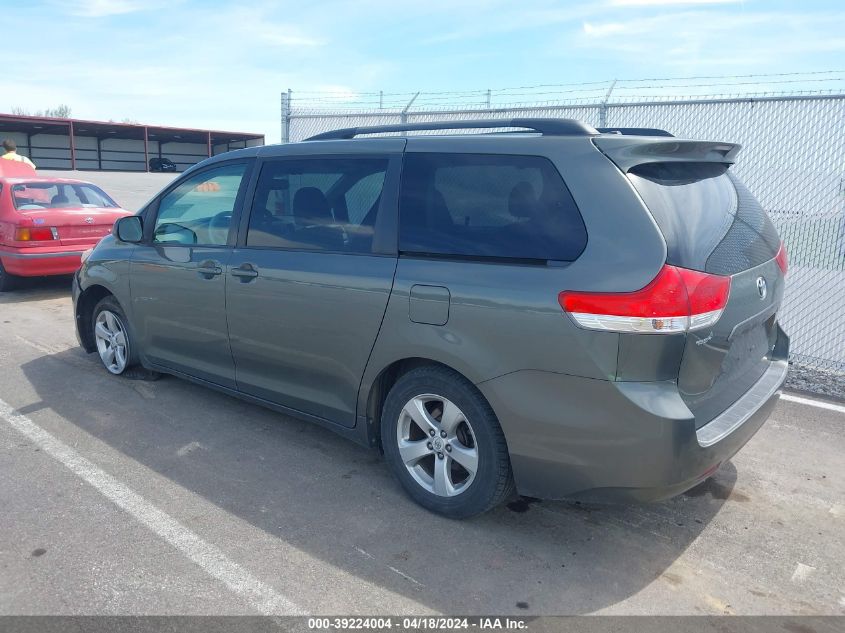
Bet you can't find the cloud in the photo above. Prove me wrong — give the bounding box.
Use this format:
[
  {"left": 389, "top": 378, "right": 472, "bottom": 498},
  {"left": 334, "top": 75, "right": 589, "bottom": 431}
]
[
  {"left": 574, "top": 9, "right": 845, "bottom": 79},
  {"left": 62, "top": 0, "right": 168, "bottom": 17},
  {"left": 610, "top": 0, "right": 741, "bottom": 6},
  {"left": 582, "top": 21, "right": 629, "bottom": 37},
  {"left": 422, "top": 2, "right": 598, "bottom": 43},
  {"left": 254, "top": 31, "right": 326, "bottom": 47},
  {"left": 216, "top": 6, "right": 326, "bottom": 48}
]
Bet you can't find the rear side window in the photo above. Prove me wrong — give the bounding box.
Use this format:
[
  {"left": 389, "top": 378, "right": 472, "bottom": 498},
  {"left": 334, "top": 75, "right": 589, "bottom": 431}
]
[
  {"left": 399, "top": 153, "right": 587, "bottom": 262},
  {"left": 628, "top": 163, "right": 780, "bottom": 275}
]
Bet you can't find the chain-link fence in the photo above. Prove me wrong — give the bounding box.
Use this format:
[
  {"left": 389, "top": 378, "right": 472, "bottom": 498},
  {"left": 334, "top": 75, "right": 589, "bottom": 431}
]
[{"left": 283, "top": 90, "right": 845, "bottom": 372}]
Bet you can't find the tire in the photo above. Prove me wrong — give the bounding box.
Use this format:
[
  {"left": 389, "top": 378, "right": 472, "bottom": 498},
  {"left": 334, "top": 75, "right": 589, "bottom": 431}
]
[
  {"left": 0, "top": 260, "right": 19, "bottom": 292},
  {"left": 381, "top": 365, "right": 515, "bottom": 518},
  {"left": 91, "top": 296, "right": 138, "bottom": 376}
]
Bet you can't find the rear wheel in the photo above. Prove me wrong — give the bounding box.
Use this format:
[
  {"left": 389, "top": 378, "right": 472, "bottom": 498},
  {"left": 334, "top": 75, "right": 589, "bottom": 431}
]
[
  {"left": 92, "top": 296, "right": 136, "bottom": 375},
  {"left": 381, "top": 366, "right": 514, "bottom": 518},
  {"left": 0, "top": 260, "right": 19, "bottom": 292}
]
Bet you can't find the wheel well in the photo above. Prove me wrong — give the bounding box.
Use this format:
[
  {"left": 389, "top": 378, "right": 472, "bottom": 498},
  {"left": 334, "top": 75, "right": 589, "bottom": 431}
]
[
  {"left": 366, "top": 358, "right": 473, "bottom": 450},
  {"left": 76, "top": 285, "right": 114, "bottom": 353}
]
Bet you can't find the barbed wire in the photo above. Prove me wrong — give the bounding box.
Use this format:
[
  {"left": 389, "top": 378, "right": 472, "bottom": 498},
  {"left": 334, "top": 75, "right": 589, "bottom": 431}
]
[
  {"left": 287, "top": 89, "right": 845, "bottom": 113},
  {"left": 287, "top": 70, "right": 845, "bottom": 105},
  {"left": 303, "top": 78, "right": 845, "bottom": 108}
]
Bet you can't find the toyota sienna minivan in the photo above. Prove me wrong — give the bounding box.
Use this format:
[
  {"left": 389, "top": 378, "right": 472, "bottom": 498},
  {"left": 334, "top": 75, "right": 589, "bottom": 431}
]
[{"left": 73, "top": 118, "right": 789, "bottom": 518}]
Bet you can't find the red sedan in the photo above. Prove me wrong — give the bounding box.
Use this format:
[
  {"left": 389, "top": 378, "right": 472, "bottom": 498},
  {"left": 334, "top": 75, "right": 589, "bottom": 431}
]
[{"left": 0, "top": 161, "right": 130, "bottom": 290}]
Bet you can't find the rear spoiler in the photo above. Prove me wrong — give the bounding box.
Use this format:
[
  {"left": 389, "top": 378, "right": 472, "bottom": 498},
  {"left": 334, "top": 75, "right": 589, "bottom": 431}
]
[
  {"left": 593, "top": 136, "right": 741, "bottom": 173},
  {"left": 595, "top": 127, "right": 674, "bottom": 137}
]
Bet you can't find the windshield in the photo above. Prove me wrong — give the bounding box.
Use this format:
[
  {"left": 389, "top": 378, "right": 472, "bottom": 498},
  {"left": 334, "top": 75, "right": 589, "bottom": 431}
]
[{"left": 11, "top": 182, "right": 118, "bottom": 210}]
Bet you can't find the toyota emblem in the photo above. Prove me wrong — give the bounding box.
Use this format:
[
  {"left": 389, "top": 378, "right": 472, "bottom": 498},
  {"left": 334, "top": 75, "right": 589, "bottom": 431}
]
[{"left": 756, "top": 276, "right": 767, "bottom": 300}]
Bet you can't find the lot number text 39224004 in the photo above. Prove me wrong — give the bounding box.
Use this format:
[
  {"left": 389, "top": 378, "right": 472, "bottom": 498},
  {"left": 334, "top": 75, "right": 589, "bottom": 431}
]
[{"left": 307, "top": 617, "right": 528, "bottom": 630}]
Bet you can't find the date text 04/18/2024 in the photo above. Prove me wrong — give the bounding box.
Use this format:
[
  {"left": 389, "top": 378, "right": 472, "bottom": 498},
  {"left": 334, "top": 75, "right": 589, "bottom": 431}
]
[{"left": 307, "top": 617, "right": 528, "bottom": 630}]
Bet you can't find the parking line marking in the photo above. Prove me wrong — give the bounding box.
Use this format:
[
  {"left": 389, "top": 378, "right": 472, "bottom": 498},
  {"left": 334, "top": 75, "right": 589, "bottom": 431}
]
[
  {"left": 0, "top": 398, "right": 303, "bottom": 616},
  {"left": 780, "top": 393, "right": 845, "bottom": 415}
]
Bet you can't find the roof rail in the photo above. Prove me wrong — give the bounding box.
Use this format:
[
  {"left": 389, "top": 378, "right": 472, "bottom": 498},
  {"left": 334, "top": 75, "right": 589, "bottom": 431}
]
[
  {"left": 596, "top": 127, "right": 674, "bottom": 137},
  {"left": 305, "top": 118, "right": 598, "bottom": 141}
]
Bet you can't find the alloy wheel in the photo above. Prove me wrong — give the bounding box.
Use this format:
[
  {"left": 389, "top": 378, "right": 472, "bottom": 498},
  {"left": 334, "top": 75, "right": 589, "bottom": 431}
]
[
  {"left": 396, "top": 394, "right": 479, "bottom": 497},
  {"left": 94, "top": 310, "right": 129, "bottom": 374}
]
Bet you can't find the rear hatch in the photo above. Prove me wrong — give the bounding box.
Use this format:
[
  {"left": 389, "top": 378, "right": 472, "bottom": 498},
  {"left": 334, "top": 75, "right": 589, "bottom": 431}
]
[
  {"left": 16, "top": 207, "right": 127, "bottom": 247},
  {"left": 596, "top": 137, "right": 786, "bottom": 427}
]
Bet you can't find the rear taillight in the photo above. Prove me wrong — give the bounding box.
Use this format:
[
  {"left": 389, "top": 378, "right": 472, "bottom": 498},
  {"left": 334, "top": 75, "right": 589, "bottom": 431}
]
[
  {"left": 14, "top": 226, "right": 58, "bottom": 241},
  {"left": 775, "top": 241, "right": 788, "bottom": 275},
  {"left": 559, "top": 265, "right": 731, "bottom": 334}
]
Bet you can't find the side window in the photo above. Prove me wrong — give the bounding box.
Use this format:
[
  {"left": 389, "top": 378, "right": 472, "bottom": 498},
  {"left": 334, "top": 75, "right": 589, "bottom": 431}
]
[
  {"left": 246, "top": 157, "right": 388, "bottom": 254},
  {"left": 345, "top": 171, "right": 385, "bottom": 225},
  {"left": 399, "top": 153, "right": 587, "bottom": 262},
  {"left": 154, "top": 162, "right": 248, "bottom": 246}
]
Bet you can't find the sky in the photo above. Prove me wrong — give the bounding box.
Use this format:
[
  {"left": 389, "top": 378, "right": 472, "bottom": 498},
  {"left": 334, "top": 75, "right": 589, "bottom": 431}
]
[{"left": 3, "top": 0, "right": 844, "bottom": 142}]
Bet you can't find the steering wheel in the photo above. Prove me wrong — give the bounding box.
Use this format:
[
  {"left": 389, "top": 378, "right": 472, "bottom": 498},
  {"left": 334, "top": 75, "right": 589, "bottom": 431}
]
[{"left": 208, "top": 211, "right": 232, "bottom": 244}]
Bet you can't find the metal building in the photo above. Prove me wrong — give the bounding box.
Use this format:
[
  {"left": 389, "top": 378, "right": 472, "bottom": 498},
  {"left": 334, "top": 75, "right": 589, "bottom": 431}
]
[{"left": 0, "top": 113, "right": 264, "bottom": 172}]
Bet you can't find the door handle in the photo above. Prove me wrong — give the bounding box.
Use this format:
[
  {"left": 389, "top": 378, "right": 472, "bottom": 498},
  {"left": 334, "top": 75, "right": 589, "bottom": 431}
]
[
  {"left": 231, "top": 264, "right": 259, "bottom": 281},
  {"left": 196, "top": 261, "right": 223, "bottom": 278}
]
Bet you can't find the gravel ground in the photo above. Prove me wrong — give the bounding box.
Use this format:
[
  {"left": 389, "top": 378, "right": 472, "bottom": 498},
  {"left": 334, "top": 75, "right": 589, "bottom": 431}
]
[{"left": 785, "top": 363, "right": 845, "bottom": 402}]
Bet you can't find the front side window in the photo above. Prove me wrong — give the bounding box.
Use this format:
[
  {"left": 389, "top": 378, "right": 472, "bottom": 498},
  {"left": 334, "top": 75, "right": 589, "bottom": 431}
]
[
  {"left": 153, "top": 162, "right": 247, "bottom": 246},
  {"left": 246, "top": 157, "right": 388, "bottom": 254},
  {"left": 12, "top": 182, "right": 118, "bottom": 210},
  {"left": 399, "top": 153, "right": 587, "bottom": 262}
]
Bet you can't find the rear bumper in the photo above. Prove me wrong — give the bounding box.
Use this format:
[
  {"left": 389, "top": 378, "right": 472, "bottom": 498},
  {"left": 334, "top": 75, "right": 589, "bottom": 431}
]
[
  {"left": 478, "top": 358, "right": 788, "bottom": 503},
  {"left": 0, "top": 246, "right": 85, "bottom": 276},
  {"left": 695, "top": 361, "right": 787, "bottom": 447}
]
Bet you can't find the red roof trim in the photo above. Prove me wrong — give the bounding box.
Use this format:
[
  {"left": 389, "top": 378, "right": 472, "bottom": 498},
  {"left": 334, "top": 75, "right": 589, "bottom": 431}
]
[{"left": 0, "top": 112, "right": 264, "bottom": 139}]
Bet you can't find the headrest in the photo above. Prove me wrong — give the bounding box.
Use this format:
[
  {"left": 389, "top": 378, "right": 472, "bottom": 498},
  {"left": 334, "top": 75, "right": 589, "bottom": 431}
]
[{"left": 292, "top": 187, "right": 332, "bottom": 223}]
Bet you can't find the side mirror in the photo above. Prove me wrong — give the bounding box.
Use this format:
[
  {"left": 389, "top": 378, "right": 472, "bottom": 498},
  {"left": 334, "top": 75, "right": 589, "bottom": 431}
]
[{"left": 114, "top": 216, "right": 143, "bottom": 243}]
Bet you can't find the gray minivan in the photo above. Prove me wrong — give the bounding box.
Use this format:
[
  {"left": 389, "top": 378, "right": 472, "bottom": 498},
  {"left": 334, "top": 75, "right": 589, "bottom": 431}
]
[{"left": 72, "top": 119, "right": 789, "bottom": 518}]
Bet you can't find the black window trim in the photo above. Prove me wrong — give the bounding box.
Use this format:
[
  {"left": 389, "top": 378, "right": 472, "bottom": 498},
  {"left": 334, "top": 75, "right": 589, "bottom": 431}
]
[
  {"left": 397, "top": 251, "right": 574, "bottom": 267},
  {"left": 142, "top": 157, "right": 256, "bottom": 248},
  {"left": 235, "top": 153, "right": 401, "bottom": 257}
]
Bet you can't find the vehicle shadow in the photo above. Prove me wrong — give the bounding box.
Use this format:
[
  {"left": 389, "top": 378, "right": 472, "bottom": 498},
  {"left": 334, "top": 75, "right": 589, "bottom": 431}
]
[
  {"left": 20, "top": 349, "right": 740, "bottom": 615},
  {"left": 0, "top": 275, "right": 73, "bottom": 304}
]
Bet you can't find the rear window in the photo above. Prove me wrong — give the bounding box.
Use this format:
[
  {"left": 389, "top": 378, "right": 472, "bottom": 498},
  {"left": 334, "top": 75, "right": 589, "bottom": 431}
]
[
  {"left": 12, "top": 182, "right": 118, "bottom": 210},
  {"left": 399, "top": 153, "right": 587, "bottom": 262},
  {"left": 628, "top": 163, "right": 780, "bottom": 275}
]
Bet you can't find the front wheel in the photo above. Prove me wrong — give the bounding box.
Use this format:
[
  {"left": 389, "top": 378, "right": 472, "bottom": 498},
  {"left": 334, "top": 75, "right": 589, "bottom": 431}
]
[
  {"left": 92, "top": 296, "right": 136, "bottom": 375},
  {"left": 381, "top": 366, "right": 514, "bottom": 518}
]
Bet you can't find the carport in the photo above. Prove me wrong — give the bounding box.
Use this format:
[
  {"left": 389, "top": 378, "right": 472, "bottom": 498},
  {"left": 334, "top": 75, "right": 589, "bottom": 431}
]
[{"left": 0, "top": 113, "right": 264, "bottom": 172}]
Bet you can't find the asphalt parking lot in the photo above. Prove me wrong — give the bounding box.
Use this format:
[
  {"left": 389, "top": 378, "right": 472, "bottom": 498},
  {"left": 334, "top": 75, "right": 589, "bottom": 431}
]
[{"left": 0, "top": 275, "right": 843, "bottom": 616}]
